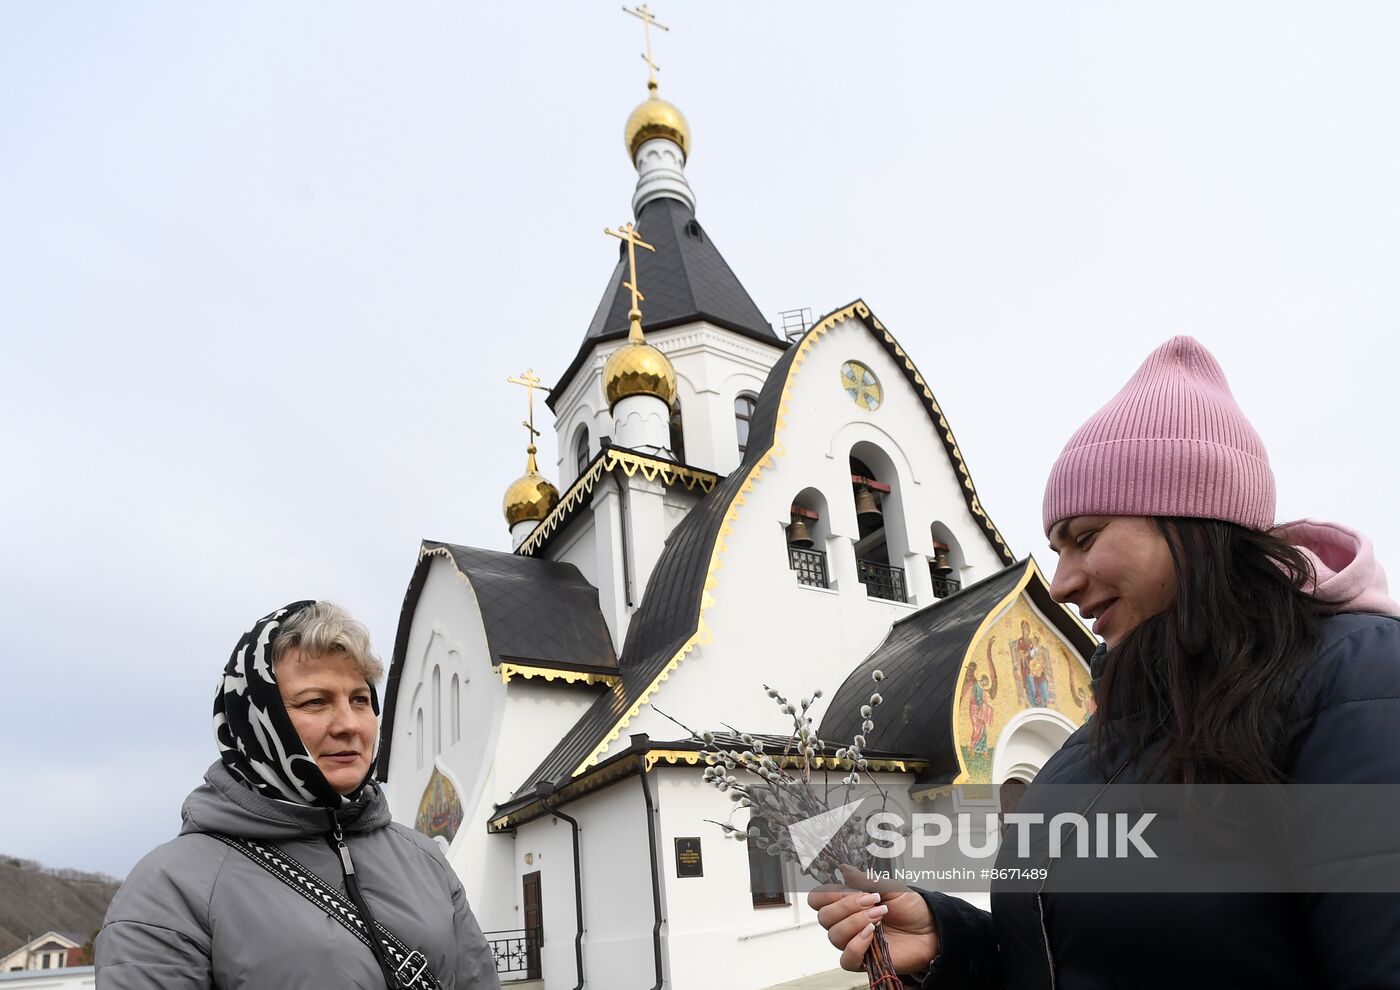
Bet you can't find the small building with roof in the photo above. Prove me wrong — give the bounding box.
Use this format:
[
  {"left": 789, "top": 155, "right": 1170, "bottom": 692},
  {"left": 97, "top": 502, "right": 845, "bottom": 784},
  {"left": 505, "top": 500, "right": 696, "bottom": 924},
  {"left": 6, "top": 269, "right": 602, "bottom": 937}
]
[
  {"left": 0, "top": 933, "right": 83, "bottom": 974},
  {"left": 377, "top": 16, "right": 1095, "bottom": 990}
]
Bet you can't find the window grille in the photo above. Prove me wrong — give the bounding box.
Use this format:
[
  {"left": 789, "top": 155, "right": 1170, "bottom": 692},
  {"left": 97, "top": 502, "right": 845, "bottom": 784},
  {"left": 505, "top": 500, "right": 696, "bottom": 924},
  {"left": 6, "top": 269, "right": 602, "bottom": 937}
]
[
  {"left": 931, "top": 574, "right": 962, "bottom": 599},
  {"left": 788, "top": 546, "right": 829, "bottom": 588},
  {"left": 857, "top": 559, "right": 907, "bottom": 603}
]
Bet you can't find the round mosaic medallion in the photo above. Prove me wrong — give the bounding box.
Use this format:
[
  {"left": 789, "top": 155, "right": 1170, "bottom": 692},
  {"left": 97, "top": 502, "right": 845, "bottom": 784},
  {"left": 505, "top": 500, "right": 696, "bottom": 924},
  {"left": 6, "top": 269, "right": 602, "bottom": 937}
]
[{"left": 840, "top": 360, "right": 882, "bottom": 411}]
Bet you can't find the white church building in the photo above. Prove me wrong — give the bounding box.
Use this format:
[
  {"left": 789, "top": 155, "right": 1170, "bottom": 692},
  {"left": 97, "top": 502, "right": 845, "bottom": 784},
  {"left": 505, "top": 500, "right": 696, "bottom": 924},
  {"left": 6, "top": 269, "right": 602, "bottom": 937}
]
[{"left": 376, "top": 40, "right": 1096, "bottom": 990}]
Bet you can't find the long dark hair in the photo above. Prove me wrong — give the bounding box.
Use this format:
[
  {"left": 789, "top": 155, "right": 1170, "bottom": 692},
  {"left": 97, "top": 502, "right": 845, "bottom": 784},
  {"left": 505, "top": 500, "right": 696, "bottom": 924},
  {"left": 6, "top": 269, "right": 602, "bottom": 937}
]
[{"left": 1090, "top": 518, "right": 1332, "bottom": 784}]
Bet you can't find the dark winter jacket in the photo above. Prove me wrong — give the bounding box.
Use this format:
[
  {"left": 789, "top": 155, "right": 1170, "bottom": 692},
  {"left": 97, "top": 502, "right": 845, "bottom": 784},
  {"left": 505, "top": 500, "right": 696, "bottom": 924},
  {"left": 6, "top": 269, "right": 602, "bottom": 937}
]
[
  {"left": 918, "top": 612, "right": 1400, "bottom": 989},
  {"left": 96, "top": 762, "right": 500, "bottom": 989}
]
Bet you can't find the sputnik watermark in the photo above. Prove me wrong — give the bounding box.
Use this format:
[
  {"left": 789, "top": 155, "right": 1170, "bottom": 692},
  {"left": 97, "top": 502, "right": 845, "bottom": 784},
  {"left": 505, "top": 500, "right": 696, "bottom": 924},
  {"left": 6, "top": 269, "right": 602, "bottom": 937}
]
[
  {"left": 744, "top": 782, "right": 1400, "bottom": 893},
  {"left": 863, "top": 811, "right": 1159, "bottom": 860}
]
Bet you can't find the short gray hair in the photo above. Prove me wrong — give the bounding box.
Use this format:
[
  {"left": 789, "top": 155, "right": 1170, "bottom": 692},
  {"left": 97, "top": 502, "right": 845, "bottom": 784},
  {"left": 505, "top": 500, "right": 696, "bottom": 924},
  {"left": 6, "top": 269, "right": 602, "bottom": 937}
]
[{"left": 271, "top": 601, "right": 384, "bottom": 682}]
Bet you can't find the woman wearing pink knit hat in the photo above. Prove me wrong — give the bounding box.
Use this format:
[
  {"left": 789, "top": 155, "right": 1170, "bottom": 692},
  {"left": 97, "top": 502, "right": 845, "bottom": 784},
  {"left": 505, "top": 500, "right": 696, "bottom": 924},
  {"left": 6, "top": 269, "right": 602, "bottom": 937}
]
[{"left": 813, "top": 337, "right": 1400, "bottom": 988}]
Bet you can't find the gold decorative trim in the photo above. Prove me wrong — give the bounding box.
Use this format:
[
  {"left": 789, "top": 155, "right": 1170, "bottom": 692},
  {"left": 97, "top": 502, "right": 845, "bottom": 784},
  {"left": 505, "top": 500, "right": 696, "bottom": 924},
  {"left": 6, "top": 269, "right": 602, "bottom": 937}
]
[
  {"left": 644, "top": 748, "right": 925, "bottom": 773},
  {"left": 499, "top": 662, "right": 620, "bottom": 687},
  {"left": 569, "top": 299, "right": 996, "bottom": 778},
  {"left": 909, "top": 782, "right": 959, "bottom": 802},
  {"left": 488, "top": 747, "right": 928, "bottom": 832},
  {"left": 642, "top": 749, "right": 705, "bottom": 770},
  {"left": 515, "top": 449, "right": 718, "bottom": 557}
]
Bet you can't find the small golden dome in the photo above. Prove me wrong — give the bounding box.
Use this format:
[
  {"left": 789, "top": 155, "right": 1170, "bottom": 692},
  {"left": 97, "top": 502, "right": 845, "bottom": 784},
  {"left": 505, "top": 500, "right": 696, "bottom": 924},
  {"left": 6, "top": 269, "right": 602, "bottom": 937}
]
[
  {"left": 625, "top": 94, "right": 690, "bottom": 161},
  {"left": 503, "top": 447, "right": 560, "bottom": 528},
  {"left": 604, "top": 333, "right": 677, "bottom": 409}
]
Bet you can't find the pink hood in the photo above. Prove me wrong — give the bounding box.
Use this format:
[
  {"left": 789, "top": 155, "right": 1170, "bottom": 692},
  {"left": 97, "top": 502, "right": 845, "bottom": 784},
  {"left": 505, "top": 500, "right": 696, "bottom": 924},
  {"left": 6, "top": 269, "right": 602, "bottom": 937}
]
[{"left": 1274, "top": 519, "right": 1400, "bottom": 616}]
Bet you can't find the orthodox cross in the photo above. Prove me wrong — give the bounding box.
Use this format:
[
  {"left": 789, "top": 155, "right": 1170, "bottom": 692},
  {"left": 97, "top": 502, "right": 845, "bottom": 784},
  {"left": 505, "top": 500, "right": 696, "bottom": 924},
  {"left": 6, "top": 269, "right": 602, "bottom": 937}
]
[
  {"left": 623, "top": 4, "right": 669, "bottom": 92},
  {"left": 507, "top": 369, "right": 551, "bottom": 447},
  {"left": 604, "top": 223, "right": 656, "bottom": 333}
]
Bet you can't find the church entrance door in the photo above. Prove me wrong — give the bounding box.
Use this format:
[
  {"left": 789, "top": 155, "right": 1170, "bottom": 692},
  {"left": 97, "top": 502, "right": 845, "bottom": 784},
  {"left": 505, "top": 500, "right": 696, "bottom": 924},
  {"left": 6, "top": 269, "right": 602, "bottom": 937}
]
[{"left": 522, "top": 870, "right": 542, "bottom": 980}]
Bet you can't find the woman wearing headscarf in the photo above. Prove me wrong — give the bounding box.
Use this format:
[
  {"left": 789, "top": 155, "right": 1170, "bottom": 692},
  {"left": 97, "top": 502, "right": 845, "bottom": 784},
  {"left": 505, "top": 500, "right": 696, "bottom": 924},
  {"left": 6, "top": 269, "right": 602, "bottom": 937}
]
[
  {"left": 96, "top": 600, "right": 500, "bottom": 989},
  {"left": 810, "top": 337, "right": 1400, "bottom": 987}
]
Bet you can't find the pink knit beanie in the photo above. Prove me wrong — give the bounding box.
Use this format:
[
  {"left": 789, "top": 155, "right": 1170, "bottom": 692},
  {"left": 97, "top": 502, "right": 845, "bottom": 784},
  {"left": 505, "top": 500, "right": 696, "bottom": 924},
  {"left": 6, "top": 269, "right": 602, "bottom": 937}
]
[{"left": 1042, "top": 336, "right": 1275, "bottom": 535}]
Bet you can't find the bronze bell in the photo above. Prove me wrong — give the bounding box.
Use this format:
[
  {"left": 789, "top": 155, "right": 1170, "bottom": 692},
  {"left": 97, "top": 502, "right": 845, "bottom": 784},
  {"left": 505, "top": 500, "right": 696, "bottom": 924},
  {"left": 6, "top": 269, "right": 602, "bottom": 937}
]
[
  {"left": 787, "top": 513, "right": 814, "bottom": 549},
  {"left": 932, "top": 542, "right": 953, "bottom": 576},
  {"left": 854, "top": 483, "right": 882, "bottom": 526}
]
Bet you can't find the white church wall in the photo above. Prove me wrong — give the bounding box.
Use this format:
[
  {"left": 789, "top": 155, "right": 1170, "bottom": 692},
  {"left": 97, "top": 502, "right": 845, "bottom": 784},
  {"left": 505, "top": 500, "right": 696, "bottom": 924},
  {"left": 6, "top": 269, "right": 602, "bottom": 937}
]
[
  {"left": 451, "top": 677, "right": 608, "bottom": 935},
  {"left": 653, "top": 770, "right": 817, "bottom": 990},
  {"left": 653, "top": 323, "right": 778, "bottom": 476},
  {"left": 546, "top": 509, "right": 600, "bottom": 592},
  {"left": 570, "top": 777, "right": 664, "bottom": 990},
  {"left": 491, "top": 681, "right": 604, "bottom": 811},
  {"left": 384, "top": 557, "right": 499, "bottom": 827},
  {"left": 550, "top": 321, "right": 781, "bottom": 480},
  {"left": 511, "top": 812, "right": 585, "bottom": 989},
  {"left": 550, "top": 362, "right": 607, "bottom": 486},
  {"left": 663, "top": 486, "right": 703, "bottom": 541},
  {"left": 601, "top": 316, "right": 1010, "bottom": 764},
  {"left": 654, "top": 767, "right": 933, "bottom": 990}
]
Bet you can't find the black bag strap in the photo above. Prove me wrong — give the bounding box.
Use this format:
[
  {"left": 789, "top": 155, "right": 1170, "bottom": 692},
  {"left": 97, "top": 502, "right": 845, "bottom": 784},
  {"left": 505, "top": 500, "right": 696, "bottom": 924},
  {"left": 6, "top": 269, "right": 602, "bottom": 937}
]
[{"left": 208, "top": 831, "right": 443, "bottom": 990}]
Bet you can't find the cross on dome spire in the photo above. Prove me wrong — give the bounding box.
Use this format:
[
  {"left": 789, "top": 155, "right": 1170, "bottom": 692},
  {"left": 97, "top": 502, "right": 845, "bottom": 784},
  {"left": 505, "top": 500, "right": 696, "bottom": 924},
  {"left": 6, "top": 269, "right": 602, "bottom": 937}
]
[
  {"left": 604, "top": 222, "right": 657, "bottom": 341},
  {"left": 508, "top": 369, "right": 552, "bottom": 463},
  {"left": 624, "top": 4, "right": 669, "bottom": 94}
]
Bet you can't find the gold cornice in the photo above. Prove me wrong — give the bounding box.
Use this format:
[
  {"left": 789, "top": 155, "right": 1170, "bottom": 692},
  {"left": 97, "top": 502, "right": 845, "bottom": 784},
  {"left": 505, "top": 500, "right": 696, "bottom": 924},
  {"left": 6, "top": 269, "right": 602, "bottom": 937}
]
[
  {"left": 514, "top": 449, "right": 718, "bottom": 557},
  {"left": 499, "top": 662, "right": 620, "bottom": 687},
  {"left": 910, "top": 782, "right": 959, "bottom": 802},
  {"left": 488, "top": 747, "right": 927, "bottom": 832}
]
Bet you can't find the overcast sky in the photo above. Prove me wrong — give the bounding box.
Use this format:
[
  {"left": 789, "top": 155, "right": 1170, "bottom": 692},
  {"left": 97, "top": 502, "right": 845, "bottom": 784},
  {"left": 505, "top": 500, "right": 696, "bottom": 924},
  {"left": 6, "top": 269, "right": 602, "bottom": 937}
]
[{"left": 3, "top": 2, "right": 1397, "bottom": 879}]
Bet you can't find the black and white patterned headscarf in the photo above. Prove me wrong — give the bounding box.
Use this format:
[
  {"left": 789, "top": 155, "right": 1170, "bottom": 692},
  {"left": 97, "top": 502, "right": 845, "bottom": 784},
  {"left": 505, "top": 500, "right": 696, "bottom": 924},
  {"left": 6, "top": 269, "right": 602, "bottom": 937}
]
[{"left": 213, "top": 600, "right": 380, "bottom": 808}]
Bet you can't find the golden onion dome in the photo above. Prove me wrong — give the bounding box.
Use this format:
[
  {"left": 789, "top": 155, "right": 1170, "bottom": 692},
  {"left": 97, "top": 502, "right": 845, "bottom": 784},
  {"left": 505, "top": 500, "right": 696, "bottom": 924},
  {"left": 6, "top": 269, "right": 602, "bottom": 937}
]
[
  {"left": 503, "top": 446, "right": 559, "bottom": 528},
  {"left": 625, "top": 94, "right": 690, "bottom": 161},
  {"left": 604, "top": 329, "right": 677, "bottom": 409}
]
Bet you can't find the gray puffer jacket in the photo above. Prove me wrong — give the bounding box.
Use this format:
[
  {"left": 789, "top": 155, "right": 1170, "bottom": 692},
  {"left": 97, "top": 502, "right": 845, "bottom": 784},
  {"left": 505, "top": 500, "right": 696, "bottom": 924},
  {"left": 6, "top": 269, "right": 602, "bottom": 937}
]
[{"left": 96, "top": 762, "right": 500, "bottom": 989}]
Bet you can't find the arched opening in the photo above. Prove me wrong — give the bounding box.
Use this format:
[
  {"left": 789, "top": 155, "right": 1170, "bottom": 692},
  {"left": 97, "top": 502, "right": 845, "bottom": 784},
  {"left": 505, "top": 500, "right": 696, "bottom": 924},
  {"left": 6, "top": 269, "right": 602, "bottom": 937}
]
[
  {"left": 431, "top": 666, "right": 442, "bottom": 758},
  {"left": 992, "top": 709, "right": 1077, "bottom": 785},
  {"left": 669, "top": 399, "right": 686, "bottom": 463},
  {"left": 573, "top": 425, "right": 590, "bottom": 478},
  {"left": 786, "top": 486, "right": 833, "bottom": 589},
  {"left": 450, "top": 673, "right": 461, "bottom": 745},
  {"left": 929, "top": 522, "right": 967, "bottom": 598},
  {"left": 849, "top": 443, "right": 910, "bottom": 603},
  {"left": 415, "top": 708, "right": 424, "bottom": 771},
  {"left": 734, "top": 392, "right": 758, "bottom": 456}
]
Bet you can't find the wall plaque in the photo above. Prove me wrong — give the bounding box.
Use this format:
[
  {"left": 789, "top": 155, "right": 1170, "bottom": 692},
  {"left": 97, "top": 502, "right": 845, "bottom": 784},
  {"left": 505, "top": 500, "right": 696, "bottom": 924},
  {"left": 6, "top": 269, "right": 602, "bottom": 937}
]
[{"left": 674, "top": 836, "right": 703, "bottom": 878}]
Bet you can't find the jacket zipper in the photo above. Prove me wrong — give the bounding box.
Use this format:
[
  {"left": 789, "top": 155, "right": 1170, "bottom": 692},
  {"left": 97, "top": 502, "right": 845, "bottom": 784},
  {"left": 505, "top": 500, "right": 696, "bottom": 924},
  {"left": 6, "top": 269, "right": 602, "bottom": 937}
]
[{"left": 328, "top": 814, "right": 403, "bottom": 989}]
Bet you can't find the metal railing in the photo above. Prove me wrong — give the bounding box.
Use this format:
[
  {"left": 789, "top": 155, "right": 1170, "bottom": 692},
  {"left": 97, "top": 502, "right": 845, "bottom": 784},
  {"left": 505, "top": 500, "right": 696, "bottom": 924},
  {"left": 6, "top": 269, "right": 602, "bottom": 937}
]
[
  {"left": 930, "top": 574, "right": 962, "bottom": 598},
  {"left": 483, "top": 928, "right": 541, "bottom": 977},
  {"left": 787, "top": 545, "right": 829, "bottom": 588},
  {"left": 857, "top": 559, "right": 906, "bottom": 603}
]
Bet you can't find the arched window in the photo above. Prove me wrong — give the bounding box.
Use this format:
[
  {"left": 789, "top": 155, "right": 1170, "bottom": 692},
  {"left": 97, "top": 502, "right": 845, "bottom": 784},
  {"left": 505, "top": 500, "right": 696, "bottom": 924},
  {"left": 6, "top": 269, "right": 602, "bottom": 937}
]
[
  {"left": 787, "top": 487, "right": 833, "bottom": 589},
  {"left": 415, "top": 709, "right": 424, "bottom": 771},
  {"left": 850, "top": 445, "right": 909, "bottom": 604},
  {"left": 734, "top": 392, "right": 758, "bottom": 455},
  {"left": 929, "top": 522, "right": 966, "bottom": 598},
  {"left": 669, "top": 400, "right": 686, "bottom": 463},
  {"left": 450, "top": 673, "right": 461, "bottom": 745},
  {"left": 431, "top": 666, "right": 442, "bottom": 758},
  {"left": 574, "top": 427, "right": 590, "bottom": 477}
]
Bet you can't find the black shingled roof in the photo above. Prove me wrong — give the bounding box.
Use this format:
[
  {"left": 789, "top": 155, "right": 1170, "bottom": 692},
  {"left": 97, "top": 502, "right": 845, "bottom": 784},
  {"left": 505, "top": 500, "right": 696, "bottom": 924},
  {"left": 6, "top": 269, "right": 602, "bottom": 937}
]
[
  {"left": 499, "top": 299, "right": 1021, "bottom": 812},
  {"left": 818, "top": 560, "right": 1095, "bottom": 787},
  {"left": 377, "top": 541, "right": 617, "bottom": 781},
  {"left": 547, "top": 196, "right": 783, "bottom": 410}
]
